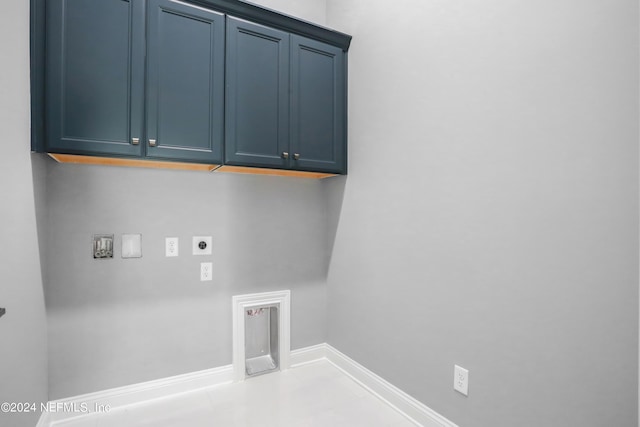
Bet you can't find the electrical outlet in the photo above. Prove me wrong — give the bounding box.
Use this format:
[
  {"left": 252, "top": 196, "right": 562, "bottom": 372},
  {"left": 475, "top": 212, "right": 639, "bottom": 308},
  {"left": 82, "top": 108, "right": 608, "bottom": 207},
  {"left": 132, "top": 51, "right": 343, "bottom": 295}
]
[
  {"left": 200, "top": 262, "right": 213, "bottom": 281},
  {"left": 454, "top": 365, "right": 469, "bottom": 396},
  {"left": 165, "top": 237, "right": 179, "bottom": 257},
  {"left": 193, "top": 236, "right": 212, "bottom": 255}
]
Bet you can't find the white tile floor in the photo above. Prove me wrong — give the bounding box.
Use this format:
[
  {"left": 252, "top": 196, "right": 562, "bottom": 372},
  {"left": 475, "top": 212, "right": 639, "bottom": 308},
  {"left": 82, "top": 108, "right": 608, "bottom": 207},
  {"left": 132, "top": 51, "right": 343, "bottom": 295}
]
[{"left": 52, "top": 360, "right": 418, "bottom": 427}]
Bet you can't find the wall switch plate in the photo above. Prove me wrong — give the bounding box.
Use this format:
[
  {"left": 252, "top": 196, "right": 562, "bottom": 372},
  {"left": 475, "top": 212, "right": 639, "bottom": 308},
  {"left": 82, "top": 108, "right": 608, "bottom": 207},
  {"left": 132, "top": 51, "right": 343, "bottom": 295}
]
[
  {"left": 454, "top": 365, "right": 469, "bottom": 396},
  {"left": 122, "top": 234, "right": 142, "bottom": 258},
  {"left": 200, "top": 262, "right": 213, "bottom": 281},
  {"left": 193, "top": 236, "right": 212, "bottom": 255},
  {"left": 165, "top": 237, "right": 179, "bottom": 257}
]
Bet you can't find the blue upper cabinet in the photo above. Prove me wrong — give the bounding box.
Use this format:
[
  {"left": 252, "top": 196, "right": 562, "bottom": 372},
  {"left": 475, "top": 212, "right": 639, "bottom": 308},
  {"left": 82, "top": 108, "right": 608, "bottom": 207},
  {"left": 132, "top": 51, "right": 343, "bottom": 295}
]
[
  {"left": 290, "top": 36, "right": 346, "bottom": 174},
  {"left": 38, "top": 0, "right": 351, "bottom": 174},
  {"left": 45, "top": 0, "right": 224, "bottom": 164},
  {"left": 225, "top": 17, "right": 290, "bottom": 168},
  {"left": 46, "top": 0, "right": 145, "bottom": 157},
  {"left": 146, "top": 0, "right": 224, "bottom": 163},
  {"left": 225, "top": 18, "right": 347, "bottom": 174}
]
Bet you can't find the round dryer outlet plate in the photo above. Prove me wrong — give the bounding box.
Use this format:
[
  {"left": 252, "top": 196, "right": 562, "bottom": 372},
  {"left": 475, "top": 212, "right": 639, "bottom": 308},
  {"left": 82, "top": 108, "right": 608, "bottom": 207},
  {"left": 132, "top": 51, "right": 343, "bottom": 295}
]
[{"left": 192, "top": 236, "right": 212, "bottom": 255}]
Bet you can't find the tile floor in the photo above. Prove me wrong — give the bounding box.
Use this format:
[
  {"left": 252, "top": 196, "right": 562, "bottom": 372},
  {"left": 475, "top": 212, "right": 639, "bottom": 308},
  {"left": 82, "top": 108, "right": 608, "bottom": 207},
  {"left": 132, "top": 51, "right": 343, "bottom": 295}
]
[{"left": 52, "top": 360, "right": 418, "bottom": 427}]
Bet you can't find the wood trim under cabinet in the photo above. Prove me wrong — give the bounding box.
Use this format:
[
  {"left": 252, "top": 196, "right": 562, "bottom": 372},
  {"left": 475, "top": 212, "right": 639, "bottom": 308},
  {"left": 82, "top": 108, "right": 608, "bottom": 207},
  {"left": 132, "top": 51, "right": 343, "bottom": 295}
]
[
  {"left": 215, "top": 165, "right": 337, "bottom": 179},
  {"left": 48, "top": 153, "right": 219, "bottom": 172}
]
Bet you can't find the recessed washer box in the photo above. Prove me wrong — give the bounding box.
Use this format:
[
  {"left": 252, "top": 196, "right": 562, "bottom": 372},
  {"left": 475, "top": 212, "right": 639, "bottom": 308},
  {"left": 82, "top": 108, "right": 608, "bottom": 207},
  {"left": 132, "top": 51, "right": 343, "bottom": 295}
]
[
  {"left": 93, "top": 234, "right": 114, "bottom": 259},
  {"left": 192, "top": 236, "right": 212, "bottom": 255}
]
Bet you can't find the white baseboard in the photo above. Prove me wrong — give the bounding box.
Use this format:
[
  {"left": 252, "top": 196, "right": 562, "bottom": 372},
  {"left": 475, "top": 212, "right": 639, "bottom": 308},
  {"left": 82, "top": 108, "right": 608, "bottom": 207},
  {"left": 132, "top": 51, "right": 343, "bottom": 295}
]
[
  {"left": 323, "top": 344, "right": 458, "bottom": 427},
  {"left": 37, "top": 343, "right": 456, "bottom": 427},
  {"left": 290, "top": 343, "right": 327, "bottom": 367},
  {"left": 40, "top": 364, "right": 233, "bottom": 426}
]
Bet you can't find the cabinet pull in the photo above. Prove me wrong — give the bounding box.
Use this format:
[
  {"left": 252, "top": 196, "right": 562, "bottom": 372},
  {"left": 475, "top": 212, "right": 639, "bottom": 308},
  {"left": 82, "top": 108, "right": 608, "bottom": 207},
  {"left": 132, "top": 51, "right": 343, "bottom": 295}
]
[
  {"left": 293, "top": 153, "right": 300, "bottom": 160},
  {"left": 148, "top": 139, "right": 157, "bottom": 147},
  {"left": 281, "top": 152, "right": 289, "bottom": 159},
  {"left": 131, "top": 137, "right": 140, "bottom": 145}
]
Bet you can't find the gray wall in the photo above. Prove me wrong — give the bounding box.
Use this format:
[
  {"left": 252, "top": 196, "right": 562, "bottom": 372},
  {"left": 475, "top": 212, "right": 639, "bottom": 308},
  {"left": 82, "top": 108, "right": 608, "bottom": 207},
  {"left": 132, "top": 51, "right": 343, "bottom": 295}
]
[
  {"left": 43, "top": 162, "right": 329, "bottom": 399},
  {"left": 32, "top": 1, "right": 640, "bottom": 425},
  {"left": 325, "top": 1, "right": 639, "bottom": 427},
  {"left": 0, "top": 1, "right": 49, "bottom": 427}
]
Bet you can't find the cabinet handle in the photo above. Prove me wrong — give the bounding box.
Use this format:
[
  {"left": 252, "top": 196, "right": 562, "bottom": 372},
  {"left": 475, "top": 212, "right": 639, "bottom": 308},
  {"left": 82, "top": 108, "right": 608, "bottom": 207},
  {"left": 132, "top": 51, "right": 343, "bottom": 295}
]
[
  {"left": 131, "top": 137, "right": 140, "bottom": 145},
  {"left": 281, "top": 152, "right": 289, "bottom": 159},
  {"left": 148, "top": 139, "right": 157, "bottom": 147},
  {"left": 293, "top": 153, "right": 300, "bottom": 160}
]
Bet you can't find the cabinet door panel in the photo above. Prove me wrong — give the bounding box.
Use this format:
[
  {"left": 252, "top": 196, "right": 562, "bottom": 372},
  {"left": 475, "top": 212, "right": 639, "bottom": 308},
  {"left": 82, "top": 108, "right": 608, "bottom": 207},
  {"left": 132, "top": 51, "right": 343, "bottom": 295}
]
[
  {"left": 46, "top": 0, "right": 144, "bottom": 156},
  {"left": 290, "top": 36, "right": 346, "bottom": 173},
  {"left": 225, "top": 17, "right": 289, "bottom": 168},
  {"left": 146, "top": 0, "right": 224, "bottom": 163}
]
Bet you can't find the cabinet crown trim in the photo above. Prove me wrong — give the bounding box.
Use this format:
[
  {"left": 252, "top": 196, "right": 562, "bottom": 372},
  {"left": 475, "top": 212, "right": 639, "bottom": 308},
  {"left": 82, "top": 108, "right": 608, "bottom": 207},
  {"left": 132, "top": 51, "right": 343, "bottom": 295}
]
[{"left": 174, "top": 0, "right": 351, "bottom": 50}]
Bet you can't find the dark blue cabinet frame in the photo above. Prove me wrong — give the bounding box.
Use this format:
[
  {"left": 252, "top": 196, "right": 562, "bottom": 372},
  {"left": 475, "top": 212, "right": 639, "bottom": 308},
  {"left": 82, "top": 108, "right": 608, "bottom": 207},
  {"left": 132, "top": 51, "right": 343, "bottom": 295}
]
[
  {"left": 225, "top": 17, "right": 290, "bottom": 169},
  {"left": 146, "top": 0, "right": 225, "bottom": 163},
  {"left": 290, "top": 35, "right": 346, "bottom": 173},
  {"left": 45, "top": 0, "right": 146, "bottom": 158}
]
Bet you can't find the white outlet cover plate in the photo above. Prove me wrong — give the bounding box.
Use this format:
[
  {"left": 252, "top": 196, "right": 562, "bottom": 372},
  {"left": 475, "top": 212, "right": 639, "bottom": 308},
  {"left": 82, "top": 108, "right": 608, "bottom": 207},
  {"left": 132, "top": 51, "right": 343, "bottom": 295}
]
[
  {"left": 193, "top": 236, "right": 212, "bottom": 255},
  {"left": 200, "top": 262, "right": 213, "bottom": 281},
  {"left": 454, "top": 365, "right": 469, "bottom": 396},
  {"left": 165, "top": 237, "right": 179, "bottom": 257}
]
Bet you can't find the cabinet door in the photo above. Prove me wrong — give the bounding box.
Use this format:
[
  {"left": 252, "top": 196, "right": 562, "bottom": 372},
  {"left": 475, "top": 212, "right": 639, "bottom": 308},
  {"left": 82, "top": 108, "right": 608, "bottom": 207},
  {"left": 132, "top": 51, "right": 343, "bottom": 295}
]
[
  {"left": 225, "top": 17, "right": 290, "bottom": 168},
  {"left": 290, "top": 35, "right": 346, "bottom": 174},
  {"left": 146, "top": 0, "right": 225, "bottom": 163},
  {"left": 46, "top": 0, "right": 145, "bottom": 157}
]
